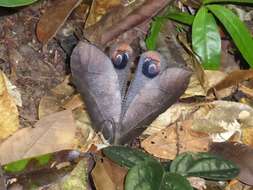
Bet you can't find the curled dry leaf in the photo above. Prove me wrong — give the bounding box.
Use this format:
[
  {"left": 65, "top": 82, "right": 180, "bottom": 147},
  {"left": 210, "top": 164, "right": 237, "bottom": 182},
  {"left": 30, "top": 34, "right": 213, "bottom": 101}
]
[
  {"left": 210, "top": 142, "right": 253, "bottom": 186},
  {"left": 0, "top": 71, "right": 19, "bottom": 141},
  {"left": 0, "top": 110, "right": 76, "bottom": 165},
  {"left": 141, "top": 120, "right": 211, "bottom": 160},
  {"left": 36, "top": 0, "right": 83, "bottom": 44}
]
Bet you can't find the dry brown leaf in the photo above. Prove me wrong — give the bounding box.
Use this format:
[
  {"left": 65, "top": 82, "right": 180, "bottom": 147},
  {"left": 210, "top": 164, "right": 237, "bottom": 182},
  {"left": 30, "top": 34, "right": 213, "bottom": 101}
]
[
  {"left": 39, "top": 76, "right": 75, "bottom": 118},
  {"left": 0, "top": 110, "right": 76, "bottom": 165},
  {"left": 141, "top": 120, "right": 211, "bottom": 160},
  {"left": 85, "top": 0, "right": 121, "bottom": 28},
  {"left": 183, "top": 70, "right": 228, "bottom": 98},
  {"left": 63, "top": 94, "right": 84, "bottom": 110},
  {"left": 36, "top": 0, "right": 83, "bottom": 44},
  {"left": 0, "top": 71, "right": 19, "bottom": 141},
  {"left": 91, "top": 157, "right": 127, "bottom": 190},
  {"left": 214, "top": 69, "right": 253, "bottom": 91}
]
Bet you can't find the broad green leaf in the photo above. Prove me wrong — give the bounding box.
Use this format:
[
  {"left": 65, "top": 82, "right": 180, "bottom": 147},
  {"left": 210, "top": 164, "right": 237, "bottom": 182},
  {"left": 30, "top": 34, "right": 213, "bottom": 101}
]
[
  {"left": 204, "top": 0, "right": 253, "bottom": 4},
  {"left": 146, "top": 17, "right": 165, "bottom": 50},
  {"left": 0, "top": 0, "right": 38, "bottom": 7},
  {"left": 170, "top": 152, "right": 240, "bottom": 180},
  {"left": 207, "top": 5, "right": 253, "bottom": 68},
  {"left": 164, "top": 8, "right": 195, "bottom": 25},
  {"left": 103, "top": 146, "right": 156, "bottom": 169},
  {"left": 125, "top": 160, "right": 164, "bottom": 190},
  {"left": 192, "top": 6, "right": 221, "bottom": 69},
  {"left": 160, "top": 173, "right": 193, "bottom": 190}
]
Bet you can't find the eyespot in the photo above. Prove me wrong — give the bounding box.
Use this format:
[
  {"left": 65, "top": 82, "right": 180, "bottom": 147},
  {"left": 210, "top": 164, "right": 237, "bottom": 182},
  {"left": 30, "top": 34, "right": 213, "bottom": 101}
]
[
  {"left": 142, "top": 58, "right": 160, "bottom": 78},
  {"left": 112, "top": 52, "right": 129, "bottom": 69}
]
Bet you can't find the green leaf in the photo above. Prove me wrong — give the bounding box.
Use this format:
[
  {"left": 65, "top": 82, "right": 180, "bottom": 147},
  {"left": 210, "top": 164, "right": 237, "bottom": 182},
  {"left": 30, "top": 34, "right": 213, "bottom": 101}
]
[
  {"left": 103, "top": 146, "right": 156, "bottom": 169},
  {"left": 164, "top": 8, "right": 195, "bottom": 25},
  {"left": 125, "top": 160, "right": 164, "bottom": 190},
  {"left": 192, "top": 6, "right": 221, "bottom": 70},
  {"left": 207, "top": 5, "right": 253, "bottom": 68},
  {"left": 4, "top": 159, "right": 31, "bottom": 173},
  {"left": 170, "top": 152, "right": 240, "bottom": 180},
  {"left": 0, "top": 0, "right": 38, "bottom": 7},
  {"left": 146, "top": 17, "right": 165, "bottom": 50},
  {"left": 204, "top": 0, "right": 253, "bottom": 4},
  {"left": 160, "top": 173, "right": 193, "bottom": 190}
]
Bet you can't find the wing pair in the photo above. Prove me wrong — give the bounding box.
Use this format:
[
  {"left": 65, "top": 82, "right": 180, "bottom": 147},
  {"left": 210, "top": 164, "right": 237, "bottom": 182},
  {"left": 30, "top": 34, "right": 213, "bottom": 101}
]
[{"left": 71, "top": 41, "right": 191, "bottom": 144}]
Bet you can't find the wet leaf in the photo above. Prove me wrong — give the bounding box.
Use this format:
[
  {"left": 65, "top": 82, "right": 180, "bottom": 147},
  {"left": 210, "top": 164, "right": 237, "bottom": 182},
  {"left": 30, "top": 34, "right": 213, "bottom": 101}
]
[
  {"left": 0, "top": 110, "right": 76, "bottom": 164},
  {"left": 170, "top": 152, "right": 239, "bottom": 180},
  {"left": 36, "top": 0, "right": 83, "bottom": 44}
]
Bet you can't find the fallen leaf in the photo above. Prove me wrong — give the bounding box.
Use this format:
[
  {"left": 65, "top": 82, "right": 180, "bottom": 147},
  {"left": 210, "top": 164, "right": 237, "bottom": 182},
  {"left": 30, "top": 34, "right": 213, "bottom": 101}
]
[
  {"left": 0, "top": 110, "right": 76, "bottom": 165},
  {"left": 210, "top": 142, "right": 253, "bottom": 186},
  {"left": 36, "top": 0, "right": 83, "bottom": 44},
  {"left": 141, "top": 120, "right": 211, "bottom": 160},
  {"left": 48, "top": 159, "right": 87, "bottom": 190},
  {"left": 214, "top": 69, "right": 253, "bottom": 91},
  {"left": 91, "top": 157, "right": 127, "bottom": 190},
  {"left": 39, "top": 76, "right": 75, "bottom": 119},
  {"left": 0, "top": 71, "right": 19, "bottom": 141},
  {"left": 85, "top": 0, "right": 121, "bottom": 28}
]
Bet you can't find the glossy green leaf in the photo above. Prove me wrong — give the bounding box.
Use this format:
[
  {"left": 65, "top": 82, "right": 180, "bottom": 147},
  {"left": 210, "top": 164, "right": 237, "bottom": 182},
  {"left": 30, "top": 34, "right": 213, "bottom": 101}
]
[
  {"left": 164, "top": 8, "right": 195, "bottom": 25},
  {"left": 4, "top": 159, "right": 31, "bottom": 173},
  {"left": 170, "top": 152, "right": 240, "bottom": 180},
  {"left": 192, "top": 6, "right": 221, "bottom": 69},
  {"left": 204, "top": 0, "right": 253, "bottom": 4},
  {"left": 207, "top": 5, "right": 253, "bottom": 68},
  {"left": 160, "top": 173, "right": 193, "bottom": 190},
  {"left": 103, "top": 146, "right": 156, "bottom": 169},
  {"left": 125, "top": 160, "right": 164, "bottom": 190},
  {"left": 146, "top": 17, "right": 165, "bottom": 50},
  {"left": 0, "top": 0, "right": 38, "bottom": 7}
]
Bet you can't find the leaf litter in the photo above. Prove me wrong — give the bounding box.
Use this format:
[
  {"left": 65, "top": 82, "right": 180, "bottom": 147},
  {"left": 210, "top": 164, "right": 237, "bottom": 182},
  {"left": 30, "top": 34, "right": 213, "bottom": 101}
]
[{"left": 1, "top": 0, "right": 253, "bottom": 189}]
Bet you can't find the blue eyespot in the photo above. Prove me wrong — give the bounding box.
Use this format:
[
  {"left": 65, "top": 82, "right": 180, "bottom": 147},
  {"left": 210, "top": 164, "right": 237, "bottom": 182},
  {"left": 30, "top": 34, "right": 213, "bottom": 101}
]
[
  {"left": 113, "top": 52, "right": 129, "bottom": 69},
  {"left": 142, "top": 58, "right": 160, "bottom": 78}
]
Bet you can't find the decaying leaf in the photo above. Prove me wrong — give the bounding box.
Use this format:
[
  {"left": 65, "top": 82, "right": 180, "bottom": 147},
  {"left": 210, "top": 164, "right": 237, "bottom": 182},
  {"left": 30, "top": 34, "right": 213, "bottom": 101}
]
[
  {"left": 141, "top": 120, "right": 211, "bottom": 160},
  {"left": 0, "top": 71, "right": 19, "bottom": 141},
  {"left": 91, "top": 157, "right": 127, "bottom": 190},
  {"left": 36, "top": 0, "right": 83, "bottom": 44},
  {"left": 0, "top": 110, "right": 76, "bottom": 165}
]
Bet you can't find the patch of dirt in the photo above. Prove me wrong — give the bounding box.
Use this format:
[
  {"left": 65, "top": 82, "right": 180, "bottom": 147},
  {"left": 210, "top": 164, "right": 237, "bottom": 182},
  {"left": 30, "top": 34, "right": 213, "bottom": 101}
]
[{"left": 0, "top": 2, "right": 67, "bottom": 127}]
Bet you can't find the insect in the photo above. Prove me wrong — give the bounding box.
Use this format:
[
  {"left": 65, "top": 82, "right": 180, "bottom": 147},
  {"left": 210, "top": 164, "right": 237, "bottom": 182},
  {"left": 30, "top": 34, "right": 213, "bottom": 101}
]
[{"left": 70, "top": 41, "right": 191, "bottom": 144}]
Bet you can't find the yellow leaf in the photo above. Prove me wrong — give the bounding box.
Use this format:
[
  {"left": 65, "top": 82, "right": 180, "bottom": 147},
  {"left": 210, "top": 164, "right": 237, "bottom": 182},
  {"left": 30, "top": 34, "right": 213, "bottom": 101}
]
[{"left": 0, "top": 71, "right": 19, "bottom": 141}]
